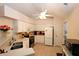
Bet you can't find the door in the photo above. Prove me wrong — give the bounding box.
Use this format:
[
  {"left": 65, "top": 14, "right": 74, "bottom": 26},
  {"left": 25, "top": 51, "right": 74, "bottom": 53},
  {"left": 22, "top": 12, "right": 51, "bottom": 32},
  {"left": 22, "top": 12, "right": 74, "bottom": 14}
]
[{"left": 45, "top": 27, "right": 54, "bottom": 45}]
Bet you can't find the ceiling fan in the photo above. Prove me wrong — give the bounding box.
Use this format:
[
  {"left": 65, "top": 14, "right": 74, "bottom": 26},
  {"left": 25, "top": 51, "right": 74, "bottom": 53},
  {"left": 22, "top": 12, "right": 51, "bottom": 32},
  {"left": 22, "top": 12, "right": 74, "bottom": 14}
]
[{"left": 35, "top": 9, "right": 54, "bottom": 19}]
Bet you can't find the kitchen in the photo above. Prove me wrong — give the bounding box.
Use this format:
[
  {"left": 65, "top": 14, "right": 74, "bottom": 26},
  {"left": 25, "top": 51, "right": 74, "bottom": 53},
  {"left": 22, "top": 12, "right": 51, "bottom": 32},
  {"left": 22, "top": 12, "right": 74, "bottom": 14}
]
[{"left": 0, "top": 3, "right": 78, "bottom": 56}]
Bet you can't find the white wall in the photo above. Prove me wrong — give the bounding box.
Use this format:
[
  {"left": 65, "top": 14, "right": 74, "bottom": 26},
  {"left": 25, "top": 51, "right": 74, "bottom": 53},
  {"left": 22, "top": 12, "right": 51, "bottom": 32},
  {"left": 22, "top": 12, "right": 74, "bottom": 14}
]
[
  {"left": 54, "top": 17, "right": 64, "bottom": 46},
  {"left": 66, "top": 6, "right": 79, "bottom": 39}
]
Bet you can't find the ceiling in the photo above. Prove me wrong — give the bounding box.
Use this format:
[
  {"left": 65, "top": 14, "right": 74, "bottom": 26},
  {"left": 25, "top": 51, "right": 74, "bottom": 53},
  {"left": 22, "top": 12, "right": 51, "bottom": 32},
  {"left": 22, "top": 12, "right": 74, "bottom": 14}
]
[{"left": 4, "top": 3, "right": 79, "bottom": 19}]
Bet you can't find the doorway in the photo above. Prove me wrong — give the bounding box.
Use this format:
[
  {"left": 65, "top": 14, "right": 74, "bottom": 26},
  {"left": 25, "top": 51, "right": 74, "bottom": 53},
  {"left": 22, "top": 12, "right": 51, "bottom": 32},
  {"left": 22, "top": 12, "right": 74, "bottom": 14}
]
[{"left": 64, "top": 22, "right": 68, "bottom": 44}]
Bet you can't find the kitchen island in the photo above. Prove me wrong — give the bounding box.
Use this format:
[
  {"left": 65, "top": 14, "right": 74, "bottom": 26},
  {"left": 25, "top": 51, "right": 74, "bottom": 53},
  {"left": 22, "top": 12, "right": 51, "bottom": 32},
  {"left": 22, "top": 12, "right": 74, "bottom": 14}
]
[
  {"left": 0, "top": 48, "right": 35, "bottom": 56},
  {"left": 0, "top": 38, "right": 35, "bottom": 56}
]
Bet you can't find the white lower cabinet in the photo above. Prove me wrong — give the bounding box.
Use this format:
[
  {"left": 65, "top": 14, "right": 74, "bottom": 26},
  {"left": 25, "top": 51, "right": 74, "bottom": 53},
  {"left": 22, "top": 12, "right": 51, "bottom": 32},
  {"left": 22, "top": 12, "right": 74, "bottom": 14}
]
[
  {"left": 35, "top": 35, "right": 45, "bottom": 44},
  {"left": 23, "top": 38, "right": 29, "bottom": 48}
]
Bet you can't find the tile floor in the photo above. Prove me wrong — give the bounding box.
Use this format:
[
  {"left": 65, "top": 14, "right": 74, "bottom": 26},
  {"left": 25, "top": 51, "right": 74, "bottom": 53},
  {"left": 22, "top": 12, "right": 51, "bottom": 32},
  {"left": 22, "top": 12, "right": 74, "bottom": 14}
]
[{"left": 33, "top": 43, "right": 63, "bottom": 56}]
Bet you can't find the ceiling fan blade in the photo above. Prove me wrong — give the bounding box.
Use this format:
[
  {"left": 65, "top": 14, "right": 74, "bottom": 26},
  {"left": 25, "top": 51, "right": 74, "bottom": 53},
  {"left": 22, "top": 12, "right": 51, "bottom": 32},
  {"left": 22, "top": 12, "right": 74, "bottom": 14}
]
[
  {"left": 45, "top": 14, "right": 54, "bottom": 19},
  {"left": 46, "top": 14, "right": 53, "bottom": 17},
  {"left": 45, "top": 14, "right": 52, "bottom": 16}
]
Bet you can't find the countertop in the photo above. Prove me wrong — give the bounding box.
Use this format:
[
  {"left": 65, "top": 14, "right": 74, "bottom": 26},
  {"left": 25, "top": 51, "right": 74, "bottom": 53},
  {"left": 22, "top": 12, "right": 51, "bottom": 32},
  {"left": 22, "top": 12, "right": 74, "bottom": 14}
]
[
  {"left": 0, "top": 48, "right": 35, "bottom": 56},
  {"left": 61, "top": 45, "right": 72, "bottom": 56},
  {"left": 67, "top": 39, "right": 79, "bottom": 44}
]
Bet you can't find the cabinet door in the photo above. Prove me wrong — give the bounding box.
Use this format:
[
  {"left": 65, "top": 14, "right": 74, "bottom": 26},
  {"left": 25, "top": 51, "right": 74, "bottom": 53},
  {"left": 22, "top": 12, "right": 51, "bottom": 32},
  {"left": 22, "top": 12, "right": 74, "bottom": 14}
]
[
  {"left": 17, "top": 21, "right": 23, "bottom": 32},
  {"left": 35, "top": 35, "right": 45, "bottom": 44},
  {"left": 17, "top": 21, "right": 27, "bottom": 32},
  {"left": 23, "top": 38, "right": 29, "bottom": 48}
]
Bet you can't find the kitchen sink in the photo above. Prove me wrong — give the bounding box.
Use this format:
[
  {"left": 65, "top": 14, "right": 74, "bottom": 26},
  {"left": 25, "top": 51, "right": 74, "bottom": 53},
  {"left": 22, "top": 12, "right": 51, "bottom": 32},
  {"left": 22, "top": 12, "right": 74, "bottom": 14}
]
[{"left": 10, "top": 42, "right": 23, "bottom": 50}]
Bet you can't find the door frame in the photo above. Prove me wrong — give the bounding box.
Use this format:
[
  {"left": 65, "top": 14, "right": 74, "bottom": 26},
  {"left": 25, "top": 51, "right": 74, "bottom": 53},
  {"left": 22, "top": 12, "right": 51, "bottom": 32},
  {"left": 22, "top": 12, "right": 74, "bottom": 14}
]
[{"left": 64, "top": 21, "right": 68, "bottom": 45}]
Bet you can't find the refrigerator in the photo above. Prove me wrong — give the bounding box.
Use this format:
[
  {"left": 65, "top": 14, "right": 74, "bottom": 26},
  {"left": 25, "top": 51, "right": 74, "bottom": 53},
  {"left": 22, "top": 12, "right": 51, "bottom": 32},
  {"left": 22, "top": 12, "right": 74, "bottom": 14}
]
[{"left": 45, "top": 27, "right": 54, "bottom": 45}]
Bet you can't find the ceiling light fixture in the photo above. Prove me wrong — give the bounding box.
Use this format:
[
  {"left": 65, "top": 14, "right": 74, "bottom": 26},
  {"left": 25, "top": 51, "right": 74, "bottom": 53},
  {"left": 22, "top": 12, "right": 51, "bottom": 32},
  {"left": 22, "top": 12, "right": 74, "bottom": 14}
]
[{"left": 39, "top": 9, "right": 47, "bottom": 19}]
